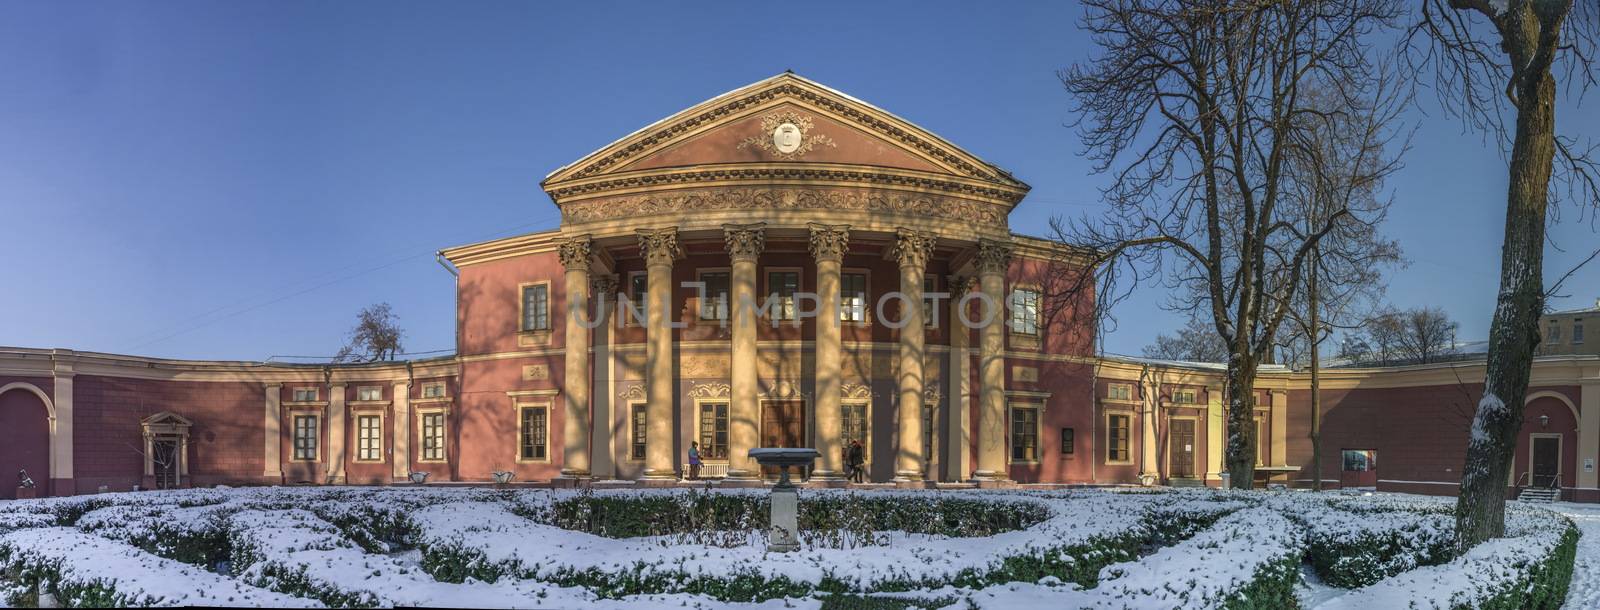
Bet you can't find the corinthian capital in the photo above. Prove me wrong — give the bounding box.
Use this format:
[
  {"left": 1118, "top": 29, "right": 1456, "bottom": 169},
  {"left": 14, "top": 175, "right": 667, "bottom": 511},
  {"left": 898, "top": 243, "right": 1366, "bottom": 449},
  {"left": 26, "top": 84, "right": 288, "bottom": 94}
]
[
  {"left": 636, "top": 227, "right": 680, "bottom": 267},
  {"left": 722, "top": 223, "right": 766, "bottom": 262},
  {"left": 890, "top": 228, "right": 937, "bottom": 270},
  {"left": 558, "top": 235, "right": 593, "bottom": 270},
  {"left": 975, "top": 239, "right": 1013, "bottom": 274},
  {"left": 591, "top": 274, "right": 618, "bottom": 297},
  {"left": 947, "top": 274, "right": 977, "bottom": 295},
  {"left": 807, "top": 223, "right": 851, "bottom": 262}
]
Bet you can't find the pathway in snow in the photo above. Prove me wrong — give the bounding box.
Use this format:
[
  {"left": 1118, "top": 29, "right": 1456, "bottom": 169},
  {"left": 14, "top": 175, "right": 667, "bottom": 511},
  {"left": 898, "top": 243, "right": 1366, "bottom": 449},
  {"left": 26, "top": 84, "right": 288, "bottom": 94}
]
[{"left": 1550, "top": 502, "right": 1600, "bottom": 609}]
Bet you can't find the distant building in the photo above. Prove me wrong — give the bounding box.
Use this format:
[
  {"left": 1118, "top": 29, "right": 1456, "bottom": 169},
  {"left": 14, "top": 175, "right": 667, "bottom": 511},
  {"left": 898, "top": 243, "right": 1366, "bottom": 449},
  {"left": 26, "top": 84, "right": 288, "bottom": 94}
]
[{"left": 1538, "top": 299, "right": 1598, "bottom": 356}]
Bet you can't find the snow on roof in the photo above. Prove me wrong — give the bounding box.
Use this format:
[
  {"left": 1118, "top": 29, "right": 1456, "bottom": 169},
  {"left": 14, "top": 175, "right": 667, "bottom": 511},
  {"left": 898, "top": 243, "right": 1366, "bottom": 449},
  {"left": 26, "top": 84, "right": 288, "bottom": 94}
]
[{"left": 1098, "top": 352, "right": 1291, "bottom": 373}]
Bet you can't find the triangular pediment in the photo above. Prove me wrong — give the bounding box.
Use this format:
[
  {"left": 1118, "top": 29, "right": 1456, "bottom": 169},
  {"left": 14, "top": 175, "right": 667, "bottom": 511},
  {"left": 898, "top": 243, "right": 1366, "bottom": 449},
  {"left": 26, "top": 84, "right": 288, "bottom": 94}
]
[
  {"left": 141, "top": 411, "right": 193, "bottom": 427},
  {"left": 541, "top": 73, "right": 1028, "bottom": 195}
]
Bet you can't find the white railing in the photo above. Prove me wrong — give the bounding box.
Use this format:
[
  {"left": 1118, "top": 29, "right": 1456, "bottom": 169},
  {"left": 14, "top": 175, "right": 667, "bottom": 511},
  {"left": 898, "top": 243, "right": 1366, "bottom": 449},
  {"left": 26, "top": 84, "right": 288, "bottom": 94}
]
[{"left": 681, "top": 462, "right": 730, "bottom": 479}]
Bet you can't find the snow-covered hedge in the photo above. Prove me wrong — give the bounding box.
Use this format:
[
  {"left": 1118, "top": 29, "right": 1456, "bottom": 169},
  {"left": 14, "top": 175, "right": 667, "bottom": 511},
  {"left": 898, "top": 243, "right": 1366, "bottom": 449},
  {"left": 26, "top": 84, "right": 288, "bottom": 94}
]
[
  {"left": 0, "top": 527, "right": 316, "bottom": 607},
  {"left": 1288, "top": 494, "right": 1454, "bottom": 587},
  {"left": 1320, "top": 503, "right": 1577, "bottom": 610}
]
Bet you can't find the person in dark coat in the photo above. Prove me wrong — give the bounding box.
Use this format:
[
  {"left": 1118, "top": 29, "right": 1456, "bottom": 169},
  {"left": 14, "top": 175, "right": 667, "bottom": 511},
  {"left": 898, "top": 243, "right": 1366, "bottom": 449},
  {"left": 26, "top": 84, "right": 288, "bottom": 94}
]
[
  {"left": 688, "top": 441, "right": 702, "bottom": 480},
  {"left": 846, "top": 440, "right": 866, "bottom": 483}
]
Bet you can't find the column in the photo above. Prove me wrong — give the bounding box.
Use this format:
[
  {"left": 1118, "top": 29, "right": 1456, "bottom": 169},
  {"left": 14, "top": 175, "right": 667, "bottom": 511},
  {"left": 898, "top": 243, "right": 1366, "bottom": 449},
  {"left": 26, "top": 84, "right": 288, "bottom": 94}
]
[
  {"left": 637, "top": 227, "right": 680, "bottom": 479},
  {"left": 328, "top": 383, "right": 347, "bottom": 484},
  {"left": 892, "top": 229, "right": 935, "bottom": 482},
  {"left": 392, "top": 381, "right": 410, "bottom": 480},
  {"left": 51, "top": 355, "right": 75, "bottom": 495},
  {"left": 1578, "top": 379, "right": 1600, "bottom": 491},
  {"left": 1270, "top": 389, "right": 1288, "bottom": 467},
  {"left": 1140, "top": 379, "right": 1159, "bottom": 481},
  {"left": 946, "top": 275, "right": 975, "bottom": 481},
  {"left": 559, "top": 235, "right": 594, "bottom": 478},
  {"left": 724, "top": 224, "right": 765, "bottom": 479},
  {"left": 809, "top": 223, "right": 850, "bottom": 481},
  {"left": 973, "top": 239, "right": 1011, "bottom": 481},
  {"left": 1206, "top": 385, "right": 1224, "bottom": 483},
  {"left": 591, "top": 274, "right": 619, "bottom": 479},
  {"left": 264, "top": 384, "right": 282, "bottom": 481}
]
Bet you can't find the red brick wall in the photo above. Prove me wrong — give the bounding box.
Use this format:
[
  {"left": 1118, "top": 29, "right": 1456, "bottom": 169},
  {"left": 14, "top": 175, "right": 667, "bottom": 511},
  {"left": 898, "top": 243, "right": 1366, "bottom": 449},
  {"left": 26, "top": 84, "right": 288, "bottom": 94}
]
[{"left": 73, "top": 375, "right": 267, "bottom": 492}]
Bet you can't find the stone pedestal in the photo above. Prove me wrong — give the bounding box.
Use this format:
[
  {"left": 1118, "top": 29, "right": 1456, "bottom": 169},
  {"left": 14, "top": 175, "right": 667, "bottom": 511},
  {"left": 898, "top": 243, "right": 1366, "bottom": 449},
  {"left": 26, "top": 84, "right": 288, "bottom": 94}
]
[{"left": 767, "top": 487, "right": 800, "bottom": 552}]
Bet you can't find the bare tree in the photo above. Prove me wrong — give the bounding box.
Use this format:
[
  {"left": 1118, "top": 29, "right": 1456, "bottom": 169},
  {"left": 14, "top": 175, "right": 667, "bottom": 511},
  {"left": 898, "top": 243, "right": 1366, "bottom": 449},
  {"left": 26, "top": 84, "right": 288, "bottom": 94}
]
[
  {"left": 1277, "top": 86, "right": 1405, "bottom": 491},
  {"left": 1143, "top": 316, "right": 1231, "bottom": 362},
  {"left": 333, "top": 303, "right": 404, "bottom": 363},
  {"left": 1394, "top": 306, "right": 1460, "bottom": 364},
  {"left": 1056, "top": 0, "right": 1406, "bottom": 487},
  {"left": 1409, "top": 0, "right": 1599, "bottom": 549}
]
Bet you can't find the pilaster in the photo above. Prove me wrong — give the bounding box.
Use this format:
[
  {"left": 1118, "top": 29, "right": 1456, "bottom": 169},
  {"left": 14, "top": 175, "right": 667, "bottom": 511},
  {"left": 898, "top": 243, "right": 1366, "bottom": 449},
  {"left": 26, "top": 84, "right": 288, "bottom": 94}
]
[
  {"left": 392, "top": 381, "right": 410, "bottom": 480},
  {"left": 264, "top": 384, "right": 282, "bottom": 480},
  {"left": 328, "top": 383, "right": 347, "bottom": 484},
  {"left": 51, "top": 356, "right": 75, "bottom": 495},
  {"left": 947, "top": 274, "right": 976, "bottom": 481}
]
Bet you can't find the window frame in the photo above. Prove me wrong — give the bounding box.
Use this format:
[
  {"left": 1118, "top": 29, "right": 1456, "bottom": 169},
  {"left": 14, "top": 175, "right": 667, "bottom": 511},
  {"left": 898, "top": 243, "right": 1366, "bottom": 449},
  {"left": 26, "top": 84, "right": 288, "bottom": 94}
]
[
  {"left": 518, "top": 281, "right": 552, "bottom": 332},
  {"left": 765, "top": 268, "right": 803, "bottom": 323},
  {"left": 1106, "top": 383, "right": 1134, "bottom": 401},
  {"left": 419, "top": 382, "right": 448, "bottom": 400},
  {"left": 516, "top": 402, "right": 550, "bottom": 463},
  {"left": 355, "top": 386, "right": 384, "bottom": 402},
  {"left": 1171, "top": 388, "right": 1199, "bottom": 405},
  {"left": 623, "top": 271, "right": 649, "bottom": 327},
  {"left": 291, "top": 387, "right": 320, "bottom": 402},
  {"left": 1105, "top": 412, "right": 1133, "bottom": 464},
  {"left": 291, "top": 414, "right": 321, "bottom": 462},
  {"left": 1575, "top": 319, "right": 1586, "bottom": 345},
  {"left": 695, "top": 268, "right": 732, "bottom": 322},
  {"left": 841, "top": 399, "right": 871, "bottom": 470},
  {"left": 355, "top": 413, "right": 384, "bottom": 462},
  {"left": 629, "top": 401, "right": 648, "bottom": 461},
  {"left": 1009, "top": 402, "right": 1041, "bottom": 464},
  {"left": 695, "top": 400, "right": 730, "bottom": 461},
  {"left": 922, "top": 274, "right": 940, "bottom": 329},
  {"left": 1061, "top": 427, "right": 1075, "bottom": 455},
  {"left": 417, "top": 409, "right": 448, "bottom": 463},
  {"left": 840, "top": 270, "right": 870, "bottom": 324},
  {"left": 1009, "top": 286, "right": 1041, "bottom": 336}
]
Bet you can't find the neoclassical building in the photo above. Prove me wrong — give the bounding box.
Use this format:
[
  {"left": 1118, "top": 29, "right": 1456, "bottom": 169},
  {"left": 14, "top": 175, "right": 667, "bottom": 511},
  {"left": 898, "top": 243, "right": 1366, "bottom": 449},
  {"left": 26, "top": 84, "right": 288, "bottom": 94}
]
[{"left": 3, "top": 73, "right": 1598, "bottom": 501}]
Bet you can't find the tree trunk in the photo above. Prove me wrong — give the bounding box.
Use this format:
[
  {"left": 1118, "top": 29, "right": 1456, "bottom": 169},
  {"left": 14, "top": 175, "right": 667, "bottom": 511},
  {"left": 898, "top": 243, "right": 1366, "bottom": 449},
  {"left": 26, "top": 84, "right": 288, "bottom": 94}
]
[
  {"left": 1453, "top": 67, "right": 1556, "bottom": 551},
  {"left": 1309, "top": 257, "right": 1323, "bottom": 492},
  {"left": 1225, "top": 359, "right": 1258, "bottom": 489}
]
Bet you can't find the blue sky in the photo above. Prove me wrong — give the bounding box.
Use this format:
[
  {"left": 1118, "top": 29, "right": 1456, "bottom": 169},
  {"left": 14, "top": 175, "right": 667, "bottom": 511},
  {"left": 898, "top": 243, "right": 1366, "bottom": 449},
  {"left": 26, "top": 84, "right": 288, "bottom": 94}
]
[{"left": 1, "top": 1, "right": 1596, "bottom": 361}]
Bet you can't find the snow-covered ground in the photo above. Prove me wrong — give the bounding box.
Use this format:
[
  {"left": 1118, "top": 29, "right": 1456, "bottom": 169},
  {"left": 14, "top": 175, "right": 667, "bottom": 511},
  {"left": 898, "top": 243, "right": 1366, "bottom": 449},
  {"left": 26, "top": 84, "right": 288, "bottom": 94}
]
[
  {"left": 0, "top": 486, "right": 1584, "bottom": 608},
  {"left": 1551, "top": 501, "right": 1600, "bottom": 610}
]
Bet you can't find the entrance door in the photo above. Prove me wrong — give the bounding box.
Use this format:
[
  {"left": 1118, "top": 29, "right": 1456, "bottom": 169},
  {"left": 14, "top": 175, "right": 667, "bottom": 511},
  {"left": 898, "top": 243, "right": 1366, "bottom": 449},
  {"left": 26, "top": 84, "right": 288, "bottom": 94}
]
[
  {"left": 1169, "top": 419, "right": 1196, "bottom": 478},
  {"left": 153, "top": 439, "right": 180, "bottom": 489},
  {"left": 1532, "top": 437, "right": 1561, "bottom": 488},
  {"left": 761, "top": 401, "right": 806, "bottom": 477}
]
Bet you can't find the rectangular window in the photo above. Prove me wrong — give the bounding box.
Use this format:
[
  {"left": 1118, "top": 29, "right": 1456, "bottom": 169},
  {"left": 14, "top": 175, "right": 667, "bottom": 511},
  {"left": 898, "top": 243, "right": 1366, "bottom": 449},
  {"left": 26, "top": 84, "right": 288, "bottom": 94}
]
[
  {"left": 357, "top": 415, "right": 382, "bottom": 461},
  {"left": 922, "top": 276, "right": 938, "bottom": 328},
  {"left": 356, "top": 386, "right": 383, "bottom": 401},
  {"left": 519, "top": 405, "right": 547, "bottom": 460},
  {"left": 292, "top": 387, "right": 318, "bottom": 402},
  {"left": 420, "top": 412, "right": 446, "bottom": 461},
  {"left": 1010, "top": 289, "right": 1040, "bottom": 335},
  {"left": 1107, "top": 414, "right": 1131, "bottom": 462},
  {"left": 698, "top": 272, "right": 730, "bottom": 321},
  {"left": 521, "top": 284, "right": 549, "bottom": 331},
  {"left": 768, "top": 271, "right": 800, "bottom": 321},
  {"left": 842, "top": 403, "right": 869, "bottom": 452},
  {"left": 1061, "top": 428, "right": 1075, "bottom": 455},
  {"left": 1172, "top": 389, "right": 1199, "bottom": 404},
  {"left": 624, "top": 273, "right": 649, "bottom": 326},
  {"left": 421, "top": 382, "right": 447, "bottom": 399},
  {"left": 841, "top": 273, "right": 867, "bottom": 322},
  {"left": 1011, "top": 406, "right": 1038, "bottom": 461},
  {"left": 1342, "top": 449, "right": 1376, "bottom": 472},
  {"left": 1549, "top": 323, "right": 1563, "bottom": 343},
  {"left": 630, "top": 403, "right": 647, "bottom": 461},
  {"left": 1576, "top": 320, "right": 1586, "bottom": 344},
  {"left": 1254, "top": 418, "right": 1266, "bottom": 466},
  {"left": 698, "top": 402, "right": 729, "bottom": 460},
  {"left": 292, "top": 415, "right": 319, "bottom": 461},
  {"left": 1107, "top": 383, "right": 1133, "bottom": 401}
]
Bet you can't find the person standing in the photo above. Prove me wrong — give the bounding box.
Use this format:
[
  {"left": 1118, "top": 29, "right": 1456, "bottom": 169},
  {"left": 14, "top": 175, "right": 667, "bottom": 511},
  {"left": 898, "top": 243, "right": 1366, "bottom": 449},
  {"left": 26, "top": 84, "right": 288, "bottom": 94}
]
[
  {"left": 688, "top": 441, "right": 702, "bottom": 480},
  {"left": 846, "top": 440, "right": 865, "bottom": 483}
]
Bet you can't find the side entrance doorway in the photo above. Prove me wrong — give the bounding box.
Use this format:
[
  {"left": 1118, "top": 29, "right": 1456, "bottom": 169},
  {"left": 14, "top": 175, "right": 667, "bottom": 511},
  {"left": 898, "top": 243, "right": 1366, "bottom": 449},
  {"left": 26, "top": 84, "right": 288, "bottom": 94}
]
[
  {"left": 1168, "top": 419, "right": 1196, "bottom": 479},
  {"left": 760, "top": 400, "right": 806, "bottom": 478},
  {"left": 1341, "top": 449, "right": 1378, "bottom": 489}
]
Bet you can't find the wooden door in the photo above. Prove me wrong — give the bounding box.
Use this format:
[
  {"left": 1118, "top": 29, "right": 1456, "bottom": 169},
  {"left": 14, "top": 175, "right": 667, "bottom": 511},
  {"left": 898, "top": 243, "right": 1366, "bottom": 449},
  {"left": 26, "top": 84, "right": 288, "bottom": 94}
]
[
  {"left": 1533, "top": 437, "right": 1560, "bottom": 488},
  {"left": 761, "top": 401, "right": 806, "bottom": 477},
  {"left": 1169, "top": 419, "right": 1196, "bottom": 478}
]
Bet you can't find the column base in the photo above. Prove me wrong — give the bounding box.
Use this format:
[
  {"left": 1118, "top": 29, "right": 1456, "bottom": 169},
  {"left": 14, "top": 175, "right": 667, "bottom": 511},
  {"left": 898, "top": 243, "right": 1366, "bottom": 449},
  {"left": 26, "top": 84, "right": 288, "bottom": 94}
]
[
  {"left": 558, "top": 469, "right": 592, "bottom": 478},
  {"left": 893, "top": 478, "right": 935, "bottom": 490},
  {"left": 640, "top": 469, "right": 677, "bottom": 480}
]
